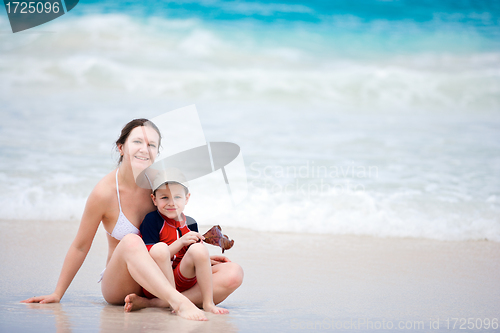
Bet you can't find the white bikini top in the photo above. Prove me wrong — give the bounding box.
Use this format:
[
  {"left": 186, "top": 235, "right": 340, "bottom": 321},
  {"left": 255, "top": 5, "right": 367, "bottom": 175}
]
[{"left": 106, "top": 170, "right": 140, "bottom": 240}]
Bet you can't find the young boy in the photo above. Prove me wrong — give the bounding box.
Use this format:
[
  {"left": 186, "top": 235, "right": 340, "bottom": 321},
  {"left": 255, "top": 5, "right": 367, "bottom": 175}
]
[{"left": 140, "top": 180, "right": 229, "bottom": 315}]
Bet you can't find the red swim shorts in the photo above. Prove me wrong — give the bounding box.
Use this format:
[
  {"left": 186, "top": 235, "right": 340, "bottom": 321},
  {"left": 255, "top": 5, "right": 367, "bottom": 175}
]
[{"left": 142, "top": 263, "right": 198, "bottom": 299}]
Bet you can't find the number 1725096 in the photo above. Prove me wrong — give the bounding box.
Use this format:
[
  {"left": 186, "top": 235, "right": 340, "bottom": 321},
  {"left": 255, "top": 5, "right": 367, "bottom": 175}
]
[{"left": 5, "top": 2, "right": 60, "bottom": 14}]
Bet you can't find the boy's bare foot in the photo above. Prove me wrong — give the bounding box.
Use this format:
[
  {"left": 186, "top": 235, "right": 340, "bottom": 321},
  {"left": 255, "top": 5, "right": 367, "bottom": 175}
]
[
  {"left": 173, "top": 300, "right": 208, "bottom": 321},
  {"left": 204, "top": 303, "right": 229, "bottom": 314}
]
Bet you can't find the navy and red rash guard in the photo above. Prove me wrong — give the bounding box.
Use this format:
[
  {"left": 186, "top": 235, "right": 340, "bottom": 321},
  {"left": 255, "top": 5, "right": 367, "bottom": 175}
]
[{"left": 140, "top": 210, "right": 199, "bottom": 269}]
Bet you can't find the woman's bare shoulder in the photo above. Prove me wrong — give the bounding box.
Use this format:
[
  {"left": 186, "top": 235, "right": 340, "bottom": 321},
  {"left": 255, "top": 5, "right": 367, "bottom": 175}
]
[
  {"left": 78, "top": 169, "right": 118, "bottom": 225},
  {"left": 87, "top": 169, "right": 117, "bottom": 205}
]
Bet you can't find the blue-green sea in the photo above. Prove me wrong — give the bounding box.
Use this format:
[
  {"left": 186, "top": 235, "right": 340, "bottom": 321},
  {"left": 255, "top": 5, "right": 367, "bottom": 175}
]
[{"left": 0, "top": 0, "right": 499, "bottom": 241}]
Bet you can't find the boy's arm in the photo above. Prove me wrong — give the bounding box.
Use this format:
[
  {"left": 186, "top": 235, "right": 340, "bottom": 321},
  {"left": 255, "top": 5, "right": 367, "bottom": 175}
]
[
  {"left": 167, "top": 239, "right": 185, "bottom": 258},
  {"left": 139, "top": 212, "right": 162, "bottom": 251},
  {"left": 169, "top": 216, "right": 201, "bottom": 255},
  {"left": 169, "top": 231, "right": 204, "bottom": 258}
]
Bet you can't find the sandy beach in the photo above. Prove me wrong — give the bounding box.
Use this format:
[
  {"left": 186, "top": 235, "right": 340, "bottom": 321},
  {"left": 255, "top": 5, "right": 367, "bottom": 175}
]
[{"left": 1, "top": 219, "right": 498, "bottom": 332}]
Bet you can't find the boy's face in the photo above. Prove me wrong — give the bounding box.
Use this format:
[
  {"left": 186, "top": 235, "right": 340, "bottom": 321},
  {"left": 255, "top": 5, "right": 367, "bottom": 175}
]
[{"left": 151, "top": 183, "right": 190, "bottom": 221}]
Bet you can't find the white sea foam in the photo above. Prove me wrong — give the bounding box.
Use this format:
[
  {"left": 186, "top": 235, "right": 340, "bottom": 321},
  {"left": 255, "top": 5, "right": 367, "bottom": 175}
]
[
  {"left": 189, "top": 186, "right": 500, "bottom": 242},
  {"left": 0, "top": 14, "right": 499, "bottom": 241},
  {"left": 1, "top": 15, "right": 499, "bottom": 112},
  {"left": 4, "top": 175, "right": 498, "bottom": 242}
]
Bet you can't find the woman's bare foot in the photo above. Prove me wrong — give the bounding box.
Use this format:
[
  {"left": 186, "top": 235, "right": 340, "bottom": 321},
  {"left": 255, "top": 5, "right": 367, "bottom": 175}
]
[
  {"left": 204, "top": 302, "right": 229, "bottom": 314},
  {"left": 173, "top": 299, "right": 208, "bottom": 321},
  {"left": 124, "top": 294, "right": 167, "bottom": 312},
  {"left": 124, "top": 294, "right": 150, "bottom": 312},
  {"left": 124, "top": 293, "right": 173, "bottom": 312}
]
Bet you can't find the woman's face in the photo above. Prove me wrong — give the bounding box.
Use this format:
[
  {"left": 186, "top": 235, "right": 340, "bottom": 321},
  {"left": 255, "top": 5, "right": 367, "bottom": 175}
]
[{"left": 119, "top": 126, "right": 160, "bottom": 172}]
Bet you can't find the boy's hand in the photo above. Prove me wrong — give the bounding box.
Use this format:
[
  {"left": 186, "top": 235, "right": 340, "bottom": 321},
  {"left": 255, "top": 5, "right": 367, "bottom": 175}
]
[{"left": 180, "top": 231, "right": 204, "bottom": 247}]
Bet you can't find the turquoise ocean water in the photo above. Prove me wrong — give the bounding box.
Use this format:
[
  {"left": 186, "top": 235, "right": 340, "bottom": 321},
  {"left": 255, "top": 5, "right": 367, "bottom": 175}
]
[{"left": 0, "top": 0, "right": 499, "bottom": 241}]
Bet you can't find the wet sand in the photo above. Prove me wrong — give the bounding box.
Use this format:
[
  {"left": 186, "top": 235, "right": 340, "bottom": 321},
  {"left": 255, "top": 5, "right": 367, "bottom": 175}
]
[{"left": 1, "top": 219, "right": 499, "bottom": 332}]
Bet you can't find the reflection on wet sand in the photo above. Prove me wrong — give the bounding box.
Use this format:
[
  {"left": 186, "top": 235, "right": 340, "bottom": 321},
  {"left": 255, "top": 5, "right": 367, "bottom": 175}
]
[
  {"left": 99, "top": 304, "right": 238, "bottom": 333},
  {"left": 23, "top": 301, "right": 239, "bottom": 333},
  {"left": 25, "top": 303, "right": 73, "bottom": 333}
]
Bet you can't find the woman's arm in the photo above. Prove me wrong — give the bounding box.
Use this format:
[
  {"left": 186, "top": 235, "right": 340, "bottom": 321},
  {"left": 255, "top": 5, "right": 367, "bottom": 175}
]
[{"left": 22, "top": 187, "right": 105, "bottom": 303}]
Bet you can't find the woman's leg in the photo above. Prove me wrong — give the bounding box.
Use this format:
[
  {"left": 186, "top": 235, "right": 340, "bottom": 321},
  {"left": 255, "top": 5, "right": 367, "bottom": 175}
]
[
  {"left": 124, "top": 242, "right": 176, "bottom": 312},
  {"left": 123, "top": 254, "right": 244, "bottom": 310},
  {"left": 101, "top": 234, "right": 207, "bottom": 321},
  {"left": 182, "top": 261, "right": 244, "bottom": 307}
]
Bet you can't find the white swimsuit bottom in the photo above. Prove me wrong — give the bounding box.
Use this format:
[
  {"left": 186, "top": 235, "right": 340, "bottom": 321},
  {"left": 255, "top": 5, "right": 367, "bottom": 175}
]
[{"left": 98, "top": 268, "right": 105, "bottom": 283}]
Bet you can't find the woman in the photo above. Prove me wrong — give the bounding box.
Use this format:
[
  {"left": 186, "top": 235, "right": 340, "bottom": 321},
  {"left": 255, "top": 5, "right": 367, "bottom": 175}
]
[{"left": 22, "top": 119, "right": 243, "bottom": 321}]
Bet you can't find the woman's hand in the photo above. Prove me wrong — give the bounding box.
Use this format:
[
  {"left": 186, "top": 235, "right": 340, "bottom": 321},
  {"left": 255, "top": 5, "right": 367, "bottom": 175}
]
[
  {"left": 180, "top": 231, "right": 204, "bottom": 247},
  {"left": 21, "top": 293, "right": 61, "bottom": 304},
  {"left": 210, "top": 255, "right": 231, "bottom": 266}
]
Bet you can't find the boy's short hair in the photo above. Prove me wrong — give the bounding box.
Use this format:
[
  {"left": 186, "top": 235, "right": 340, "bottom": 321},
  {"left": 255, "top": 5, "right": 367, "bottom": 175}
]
[{"left": 153, "top": 181, "right": 189, "bottom": 196}]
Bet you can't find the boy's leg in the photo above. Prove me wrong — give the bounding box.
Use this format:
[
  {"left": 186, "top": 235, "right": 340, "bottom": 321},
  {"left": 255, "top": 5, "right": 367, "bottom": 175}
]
[
  {"left": 179, "top": 243, "right": 229, "bottom": 314},
  {"left": 149, "top": 242, "right": 175, "bottom": 287}
]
